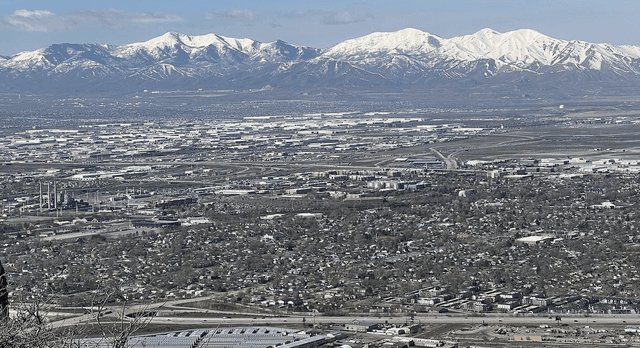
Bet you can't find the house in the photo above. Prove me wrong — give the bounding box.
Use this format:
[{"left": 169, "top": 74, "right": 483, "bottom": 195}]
[
  {"left": 496, "top": 301, "right": 519, "bottom": 311},
  {"left": 472, "top": 302, "right": 492, "bottom": 312}
]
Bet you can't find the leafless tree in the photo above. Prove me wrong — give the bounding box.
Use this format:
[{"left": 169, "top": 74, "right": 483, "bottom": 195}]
[
  {"left": 0, "top": 292, "right": 78, "bottom": 348},
  {"left": 90, "top": 290, "right": 154, "bottom": 348},
  {"left": 0, "top": 262, "right": 151, "bottom": 348},
  {"left": 0, "top": 260, "right": 8, "bottom": 319}
]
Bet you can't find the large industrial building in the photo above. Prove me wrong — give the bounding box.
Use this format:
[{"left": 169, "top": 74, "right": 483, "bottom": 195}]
[{"left": 77, "top": 327, "right": 340, "bottom": 348}]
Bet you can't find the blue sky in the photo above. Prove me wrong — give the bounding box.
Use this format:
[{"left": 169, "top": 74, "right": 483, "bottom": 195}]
[{"left": 1, "top": 0, "right": 639, "bottom": 55}]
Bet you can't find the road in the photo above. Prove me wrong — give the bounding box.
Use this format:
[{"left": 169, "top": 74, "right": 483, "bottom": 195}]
[
  {"left": 143, "top": 314, "right": 637, "bottom": 327},
  {"left": 44, "top": 293, "right": 640, "bottom": 330},
  {"left": 48, "top": 303, "right": 640, "bottom": 329},
  {"left": 430, "top": 147, "right": 457, "bottom": 170}
]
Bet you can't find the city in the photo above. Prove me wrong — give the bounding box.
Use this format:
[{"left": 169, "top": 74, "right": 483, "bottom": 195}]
[{"left": 2, "top": 94, "right": 640, "bottom": 346}]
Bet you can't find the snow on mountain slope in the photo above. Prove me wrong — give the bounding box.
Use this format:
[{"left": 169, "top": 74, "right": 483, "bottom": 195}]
[
  {"left": 252, "top": 40, "right": 322, "bottom": 63},
  {"left": 2, "top": 43, "right": 120, "bottom": 74},
  {"left": 113, "top": 32, "right": 248, "bottom": 63},
  {"left": 320, "top": 27, "right": 640, "bottom": 75},
  {"left": 442, "top": 28, "right": 561, "bottom": 63},
  {"left": 1, "top": 27, "right": 640, "bottom": 94},
  {"left": 323, "top": 28, "right": 443, "bottom": 59},
  {"left": 113, "top": 32, "right": 320, "bottom": 65},
  {"left": 4, "top": 49, "right": 55, "bottom": 71}
]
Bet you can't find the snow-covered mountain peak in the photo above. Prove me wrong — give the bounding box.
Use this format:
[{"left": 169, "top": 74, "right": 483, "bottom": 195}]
[
  {"left": 11, "top": 48, "right": 46, "bottom": 62},
  {"left": 147, "top": 31, "right": 183, "bottom": 47},
  {"left": 454, "top": 28, "right": 551, "bottom": 43},
  {"left": 180, "top": 33, "right": 260, "bottom": 52},
  {"left": 445, "top": 28, "right": 559, "bottom": 61},
  {"left": 473, "top": 28, "right": 500, "bottom": 39},
  {"left": 2, "top": 27, "right": 640, "bottom": 94},
  {"left": 113, "top": 31, "right": 293, "bottom": 62},
  {"left": 113, "top": 32, "right": 183, "bottom": 59},
  {"left": 323, "top": 28, "right": 443, "bottom": 59}
]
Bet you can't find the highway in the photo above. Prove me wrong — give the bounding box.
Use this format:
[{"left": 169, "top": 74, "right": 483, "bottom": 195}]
[
  {"left": 429, "top": 147, "right": 457, "bottom": 170},
  {"left": 48, "top": 306, "right": 640, "bottom": 329},
  {"left": 44, "top": 293, "right": 640, "bottom": 330},
  {"left": 142, "top": 313, "right": 638, "bottom": 327}
]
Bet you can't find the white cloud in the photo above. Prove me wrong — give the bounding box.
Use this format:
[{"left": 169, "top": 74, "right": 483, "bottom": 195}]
[
  {"left": 1, "top": 9, "right": 74, "bottom": 32},
  {"left": 13, "top": 9, "right": 55, "bottom": 19},
  {"left": 322, "top": 5, "right": 374, "bottom": 25},
  {"left": 75, "top": 9, "right": 183, "bottom": 29},
  {"left": 207, "top": 9, "right": 259, "bottom": 21},
  {"left": 0, "top": 8, "right": 183, "bottom": 32},
  {"left": 281, "top": 5, "right": 374, "bottom": 26}
]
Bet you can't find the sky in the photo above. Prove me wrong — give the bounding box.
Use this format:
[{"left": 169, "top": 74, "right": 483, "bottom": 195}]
[{"left": 1, "top": 0, "right": 639, "bottom": 56}]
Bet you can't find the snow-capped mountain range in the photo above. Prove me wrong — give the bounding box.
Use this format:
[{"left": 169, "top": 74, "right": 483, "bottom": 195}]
[{"left": 2, "top": 28, "right": 640, "bottom": 95}]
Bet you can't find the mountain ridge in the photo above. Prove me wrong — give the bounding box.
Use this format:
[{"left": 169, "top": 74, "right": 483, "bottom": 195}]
[{"left": 2, "top": 27, "right": 640, "bottom": 95}]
